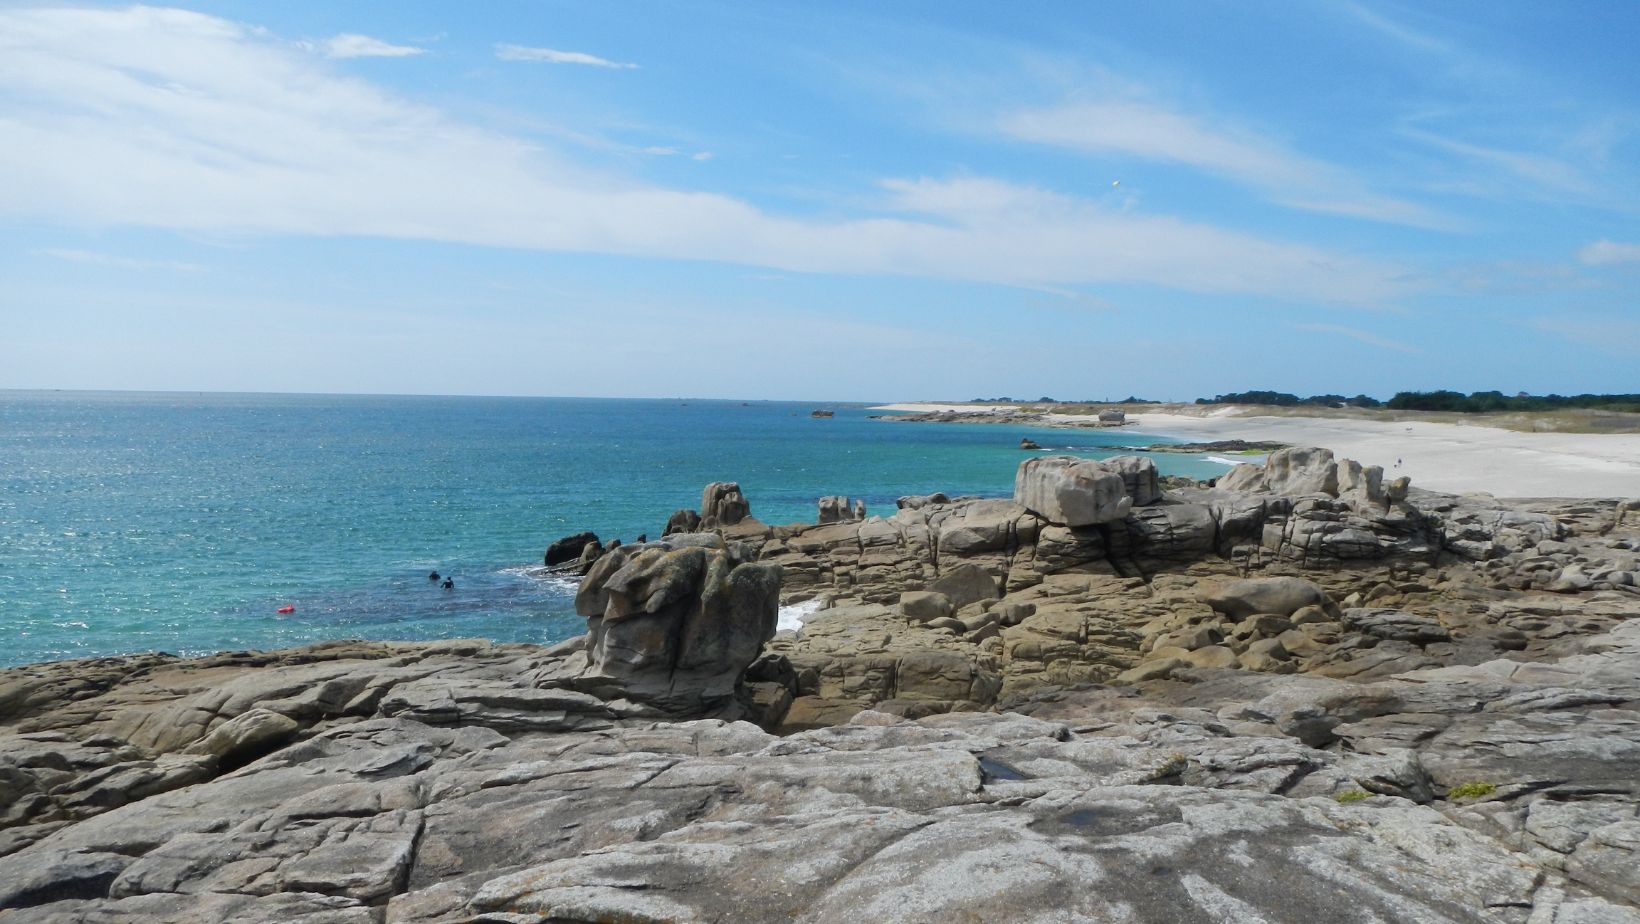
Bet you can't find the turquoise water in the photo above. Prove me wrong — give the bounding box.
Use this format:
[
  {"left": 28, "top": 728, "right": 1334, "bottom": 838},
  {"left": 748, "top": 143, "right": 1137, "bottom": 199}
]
[{"left": 0, "top": 391, "right": 1226, "bottom": 667}]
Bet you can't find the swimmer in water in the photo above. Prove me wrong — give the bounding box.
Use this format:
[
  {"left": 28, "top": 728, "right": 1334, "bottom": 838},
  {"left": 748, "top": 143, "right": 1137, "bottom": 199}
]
[
  {"left": 429, "top": 571, "right": 440, "bottom": 582},
  {"left": 442, "top": 577, "right": 454, "bottom": 590}
]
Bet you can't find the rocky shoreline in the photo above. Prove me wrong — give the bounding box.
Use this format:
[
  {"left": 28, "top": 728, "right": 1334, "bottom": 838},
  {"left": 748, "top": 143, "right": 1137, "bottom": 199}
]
[
  {"left": 4, "top": 448, "right": 1640, "bottom": 922},
  {"left": 871, "top": 408, "right": 1133, "bottom": 428}
]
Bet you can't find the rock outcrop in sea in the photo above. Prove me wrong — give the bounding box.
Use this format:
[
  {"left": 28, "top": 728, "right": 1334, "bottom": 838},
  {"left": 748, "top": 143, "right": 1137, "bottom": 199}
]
[{"left": 4, "top": 446, "right": 1639, "bottom": 922}]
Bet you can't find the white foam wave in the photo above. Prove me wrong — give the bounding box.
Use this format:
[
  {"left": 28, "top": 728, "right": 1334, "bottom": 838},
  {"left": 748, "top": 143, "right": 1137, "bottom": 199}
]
[
  {"left": 498, "top": 564, "right": 581, "bottom": 593},
  {"left": 777, "top": 598, "right": 823, "bottom": 633},
  {"left": 1205, "top": 455, "right": 1250, "bottom": 466}
]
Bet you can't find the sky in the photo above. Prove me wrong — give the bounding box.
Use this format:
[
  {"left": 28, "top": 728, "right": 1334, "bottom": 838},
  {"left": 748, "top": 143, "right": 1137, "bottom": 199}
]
[{"left": 1, "top": 1, "right": 1637, "bottom": 401}]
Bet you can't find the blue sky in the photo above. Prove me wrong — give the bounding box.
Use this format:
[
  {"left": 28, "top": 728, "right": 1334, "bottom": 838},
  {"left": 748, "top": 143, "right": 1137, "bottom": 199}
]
[{"left": 1, "top": 1, "right": 1636, "bottom": 401}]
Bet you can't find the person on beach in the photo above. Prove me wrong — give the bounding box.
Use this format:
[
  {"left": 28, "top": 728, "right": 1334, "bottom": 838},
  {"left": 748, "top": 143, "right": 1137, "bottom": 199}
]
[{"left": 442, "top": 577, "right": 454, "bottom": 590}]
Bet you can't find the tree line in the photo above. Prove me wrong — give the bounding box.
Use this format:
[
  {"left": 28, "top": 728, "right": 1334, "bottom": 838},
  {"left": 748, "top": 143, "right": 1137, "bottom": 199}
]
[{"left": 1195, "top": 390, "right": 1640, "bottom": 413}]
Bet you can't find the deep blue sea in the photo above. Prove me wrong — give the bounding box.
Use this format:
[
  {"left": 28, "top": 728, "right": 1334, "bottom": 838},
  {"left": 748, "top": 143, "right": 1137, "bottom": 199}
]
[{"left": 0, "top": 391, "right": 1229, "bottom": 667}]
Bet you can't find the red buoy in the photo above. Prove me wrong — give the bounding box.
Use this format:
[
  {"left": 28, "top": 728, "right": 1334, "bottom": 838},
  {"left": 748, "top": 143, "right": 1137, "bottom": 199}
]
[{"left": 276, "top": 605, "right": 295, "bottom": 614}]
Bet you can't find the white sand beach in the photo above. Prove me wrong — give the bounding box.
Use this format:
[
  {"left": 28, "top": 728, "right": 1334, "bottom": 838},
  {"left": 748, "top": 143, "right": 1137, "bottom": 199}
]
[
  {"left": 872, "top": 402, "right": 1640, "bottom": 498},
  {"left": 1128, "top": 411, "right": 1640, "bottom": 499}
]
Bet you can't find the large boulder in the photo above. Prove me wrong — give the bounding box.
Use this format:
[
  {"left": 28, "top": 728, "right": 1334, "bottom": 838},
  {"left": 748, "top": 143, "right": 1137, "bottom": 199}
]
[
  {"left": 1220, "top": 447, "right": 1340, "bottom": 496},
  {"left": 1204, "top": 576, "right": 1333, "bottom": 620},
  {"left": 1101, "top": 455, "right": 1162, "bottom": 506},
  {"left": 544, "top": 530, "right": 600, "bottom": 567},
  {"left": 1014, "top": 456, "right": 1133, "bottom": 527},
  {"left": 574, "top": 541, "right": 781, "bottom": 712},
  {"left": 701, "top": 482, "right": 752, "bottom": 528},
  {"left": 930, "top": 563, "right": 998, "bottom": 610}
]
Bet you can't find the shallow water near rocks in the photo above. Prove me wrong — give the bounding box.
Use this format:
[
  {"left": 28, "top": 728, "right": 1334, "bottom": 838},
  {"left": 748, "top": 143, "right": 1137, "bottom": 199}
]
[{"left": 0, "top": 391, "right": 1228, "bottom": 666}]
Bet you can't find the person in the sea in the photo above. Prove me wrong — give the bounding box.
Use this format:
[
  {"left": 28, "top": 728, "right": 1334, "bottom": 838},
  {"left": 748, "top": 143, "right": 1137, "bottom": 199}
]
[
  {"left": 428, "top": 571, "right": 440, "bottom": 582},
  {"left": 442, "top": 577, "right": 454, "bottom": 590}
]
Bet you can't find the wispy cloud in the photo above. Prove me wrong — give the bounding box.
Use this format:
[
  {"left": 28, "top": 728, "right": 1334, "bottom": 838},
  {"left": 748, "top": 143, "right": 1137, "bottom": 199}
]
[
  {"left": 0, "top": 7, "right": 1407, "bottom": 306},
  {"left": 305, "top": 33, "right": 424, "bottom": 59},
  {"left": 1402, "top": 128, "right": 1592, "bottom": 198},
  {"left": 1531, "top": 314, "right": 1640, "bottom": 356},
  {"left": 1298, "top": 322, "right": 1421, "bottom": 354},
  {"left": 1340, "top": 2, "right": 1451, "bottom": 55},
  {"left": 34, "top": 248, "right": 203, "bottom": 272},
  {"left": 642, "top": 145, "right": 714, "bottom": 161},
  {"left": 1001, "top": 101, "right": 1451, "bottom": 229},
  {"left": 1579, "top": 240, "right": 1640, "bottom": 266},
  {"left": 495, "top": 44, "right": 637, "bottom": 69}
]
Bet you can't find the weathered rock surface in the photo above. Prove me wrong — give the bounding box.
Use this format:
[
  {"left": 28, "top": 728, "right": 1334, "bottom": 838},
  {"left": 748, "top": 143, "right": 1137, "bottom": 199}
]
[
  {"left": 4, "top": 617, "right": 1638, "bottom": 921},
  {"left": 816, "top": 495, "right": 865, "bottom": 524},
  {"left": 571, "top": 538, "right": 781, "bottom": 713},
  {"left": 1014, "top": 455, "right": 1135, "bottom": 526}
]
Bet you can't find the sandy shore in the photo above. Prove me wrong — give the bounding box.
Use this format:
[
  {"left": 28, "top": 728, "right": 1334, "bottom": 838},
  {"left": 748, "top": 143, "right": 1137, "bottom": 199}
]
[
  {"left": 1128, "top": 411, "right": 1640, "bottom": 499},
  {"left": 871, "top": 402, "right": 1640, "bottom": 497}
]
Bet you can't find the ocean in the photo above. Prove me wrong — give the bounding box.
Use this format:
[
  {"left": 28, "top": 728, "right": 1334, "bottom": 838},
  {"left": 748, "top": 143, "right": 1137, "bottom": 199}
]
[{"left": 0, "top": 391, "right": 1230, "bottom": 668}]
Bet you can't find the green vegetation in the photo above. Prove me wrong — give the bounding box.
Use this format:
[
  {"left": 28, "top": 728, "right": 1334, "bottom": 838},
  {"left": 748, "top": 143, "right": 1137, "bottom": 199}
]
[
  {"left": 1447, "top": 781, "right": 1498, "bottom": 800},
  {"left": 1333, "top": 790, "right": 1372, "bottom": 804},
  {"left": 1385, "top": 391, "right": 1640, "bottom": 414},
  {"left": 1196, "top": 391, "right": 1382, "bottom": 408},
  {"left": 970, "top": 396, "right": 1160, "bottom": 404}
]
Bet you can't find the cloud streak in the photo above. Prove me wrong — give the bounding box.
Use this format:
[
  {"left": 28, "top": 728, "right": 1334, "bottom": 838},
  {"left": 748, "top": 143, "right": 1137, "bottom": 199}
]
[
  {"left": 0, "top": 6, "right": 1407, "bottom": 305},
  {"left": 495, "top": 44, "right": 637, "bottom": 69},
  {"left": 307, "top": 33, "right": 424, "bottom": 59},
  {"left": 1579, "top": 240, "right": 1640, "bottom": 266},
  {"left": 34, "top": 248, "right": 204, "bottom": 272},
  {"left": 1001, "top": 101, "right": 1450, "bottom": 229},
  {"left": 1298, "top": 323, "right": 1421, "bottom": 354}
]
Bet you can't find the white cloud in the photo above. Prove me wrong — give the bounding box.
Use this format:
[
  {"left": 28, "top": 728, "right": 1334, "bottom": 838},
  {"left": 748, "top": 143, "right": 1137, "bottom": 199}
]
[
  {"left": 1001, "top": 101, "right": 1450, "bottom": 229},
  {"left": 495, "top": 44, "right": 637, "bottom": 69},
  {"left": 1298, "top": 323, "right": 1421, "bottom": 354},
  {"left": 1578, "top": 240, "right": 1640, "bottom": 266},
  {"left": 34, "top": 248, "right": 204, "bottom": 272},
  {"left": 307, "top": 33, "right": 424, "bottom": 59},
  {"left": 0, "top": 6, "right": 1408, "bottom": 305}
]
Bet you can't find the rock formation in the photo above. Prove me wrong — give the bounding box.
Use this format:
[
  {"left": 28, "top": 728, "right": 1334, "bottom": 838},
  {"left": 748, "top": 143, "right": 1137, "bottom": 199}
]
[
  {"left": 571, "top": 536, "right": 781, "bottom": 713},
  {"left": 5, "top": 447, "right": 1640, "bottom": 921},
  {"left": 1014, "top": 455, "right": 1136, "bottom": 526},
  {"left": 700, "top": 481, "right": 751, "bottom": 527},
  {"left": 542, "top": 530, "right": 599, "bottom": 567},
  {"left": 817, "top": 495, "right": 866, "bottom": 524}
]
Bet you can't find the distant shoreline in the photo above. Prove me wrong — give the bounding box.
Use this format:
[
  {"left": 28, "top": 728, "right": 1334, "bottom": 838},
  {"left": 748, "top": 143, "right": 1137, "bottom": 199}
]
[{"left": 872, "top": 402, "right": 1640, "bottom": 498}]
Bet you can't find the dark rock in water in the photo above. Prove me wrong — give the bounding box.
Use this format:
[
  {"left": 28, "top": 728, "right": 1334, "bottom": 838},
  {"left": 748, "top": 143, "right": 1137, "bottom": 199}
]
[
  {"left": 544, "top": 530, "right": 600, "bottom": 567},
  {"left": 810, "top": 409, "right": 834, "bottom": 418},
  {"left": 663, "top": 508, "right": 702, "bottom": 536},
  {"left": 1019, "top": 437, "right": 1042, "bottom": 450}
]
